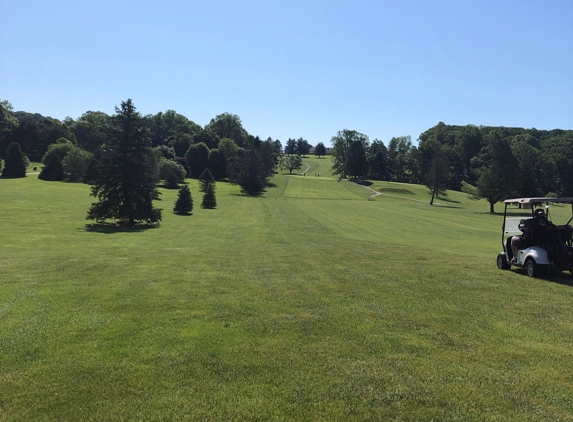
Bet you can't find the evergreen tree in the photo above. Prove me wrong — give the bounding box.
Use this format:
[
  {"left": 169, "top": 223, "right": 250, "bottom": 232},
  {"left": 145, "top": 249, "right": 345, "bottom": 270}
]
[
  {"left": 86, "top": 99, "right": 162, "bottom": 226},
  {"left": 38, "top": 154, "right": 64, "bottom": 181},
  {"left": 201, "top": 183, "right": 217, "bottom": 209},
  {"left": 314, "top": 142, "right": 327, "bottom": 158},
  {"left": 1, "top": 142, "right": 26, "bottom": 178},
  {"left": 199, "top": 168, "right": 215, "bottom": 192},
  {"left": 173, "top": 184, "right": 193, "bottom": 215}
]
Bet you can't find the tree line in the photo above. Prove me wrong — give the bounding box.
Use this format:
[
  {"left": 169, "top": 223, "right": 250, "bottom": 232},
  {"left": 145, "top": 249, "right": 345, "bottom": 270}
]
[
  {"left": 329, "top": 124, "right": 573, "bottom": 212},
  {"left": 2, "top": 98, "right": 572, "bottom": 215}
]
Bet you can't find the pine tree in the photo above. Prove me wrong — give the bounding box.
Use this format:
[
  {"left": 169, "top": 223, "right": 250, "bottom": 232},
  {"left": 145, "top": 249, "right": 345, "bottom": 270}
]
[
  {"left": 201, "top": 183, "right": 217, "bottom": 209},
  {"left": 1, "top": 142, "right": 26, "bottom": 178},
  {"left": 87, "top": 99, "right": 162, "bottom": 226},
  {"left": 199, "top": 168, "right": 215, "bottom": 192},
  {"left": 173, "top": 185, "right": 193, "bottom": 215},
  {"left": 38, "top": 154, "right": 64, "bottom": 181}
]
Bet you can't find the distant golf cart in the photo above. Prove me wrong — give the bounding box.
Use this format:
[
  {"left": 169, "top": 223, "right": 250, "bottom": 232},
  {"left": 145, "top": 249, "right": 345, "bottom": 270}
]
[{"left": 497, "top": 197, "right": 573, "bottom": 277}]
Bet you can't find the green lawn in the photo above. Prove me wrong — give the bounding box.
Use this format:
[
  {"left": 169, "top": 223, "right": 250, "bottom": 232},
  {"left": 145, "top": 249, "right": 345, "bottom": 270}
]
[{"left": 1, "top": 162, "right": 573, "bottom": 421}]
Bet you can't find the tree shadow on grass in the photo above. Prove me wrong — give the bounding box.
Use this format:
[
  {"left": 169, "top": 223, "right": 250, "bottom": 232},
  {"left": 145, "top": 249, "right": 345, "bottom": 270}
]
[
  {"left": 83, "top": 222, "right": 159, "bottom": 234},
  {"left": 435, "top": 196, "right": 460, "bottom": 204},
  {"left": 350, "top": 179, "right": 373, "bottom": 186},
  {"left": 433, "top": 204, "right": 466, "bottom": 209}
]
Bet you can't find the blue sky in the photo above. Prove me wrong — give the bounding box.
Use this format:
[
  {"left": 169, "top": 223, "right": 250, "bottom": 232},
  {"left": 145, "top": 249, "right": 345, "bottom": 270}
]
[{"left": 1, "top": 0, "right": 571, "bottom": 146}]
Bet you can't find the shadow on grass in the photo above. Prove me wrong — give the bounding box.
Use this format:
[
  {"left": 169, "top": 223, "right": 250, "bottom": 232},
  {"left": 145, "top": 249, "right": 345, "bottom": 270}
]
[
  {"left": 83, "top": 223, "right": 159, "bottom": 234},
  {"left": 436, "top": 196, "right": 460, "bottom": 204},
  {"left": 350, "top": 179, "right": 373, "bottom": 187},
  {"left": 533, "top": 272, "right": 573, "bottom": 287},
  {"left": 433, "top": 204, "right": 466, "bottom": 209}
]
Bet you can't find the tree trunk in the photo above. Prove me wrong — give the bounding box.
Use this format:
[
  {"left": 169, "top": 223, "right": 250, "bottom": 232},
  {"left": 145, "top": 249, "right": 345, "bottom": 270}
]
[
  {"left": 489, "top": 201, "right": 495, "bottom": 214},
  {"left": 430, "top": 185, "right": 437, "bottom": 205}
]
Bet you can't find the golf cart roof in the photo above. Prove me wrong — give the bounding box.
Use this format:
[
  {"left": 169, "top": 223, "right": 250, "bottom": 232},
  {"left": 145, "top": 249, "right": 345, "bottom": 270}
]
[{"left": 504, "top": 197, "right": 573, "bottom": 204}]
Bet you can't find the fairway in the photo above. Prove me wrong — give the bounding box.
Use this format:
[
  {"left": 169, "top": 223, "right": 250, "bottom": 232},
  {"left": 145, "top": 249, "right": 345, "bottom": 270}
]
[{"left": 2, "top": 161, "right": 573, "bottom": 421}]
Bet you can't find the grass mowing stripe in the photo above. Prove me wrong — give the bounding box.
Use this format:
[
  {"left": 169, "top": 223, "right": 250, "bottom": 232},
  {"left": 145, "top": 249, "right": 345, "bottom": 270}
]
[{"left": 2, "top": 166, "right": 573, "bottom": 420}]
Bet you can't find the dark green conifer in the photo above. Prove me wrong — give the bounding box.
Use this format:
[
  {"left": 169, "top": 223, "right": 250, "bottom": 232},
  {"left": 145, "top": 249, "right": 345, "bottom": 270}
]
[
  {"left": 1, "top": 142, "right": 26, "bottom": 178},
  {"left": 199, "top": 168, "right": 215, "bottom": 192},
  {"left": 39, "top": 154, "right": 64, "bottom": 181},
  {"left": 201, "top": 183, "right": 217, "bottom": 209},
  {"left": 173, "top": 185, "right": 193, "bottom": 215}
]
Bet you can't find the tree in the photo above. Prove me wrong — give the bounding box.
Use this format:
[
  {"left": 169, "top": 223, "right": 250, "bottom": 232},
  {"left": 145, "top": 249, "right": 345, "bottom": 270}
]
[
  {"left": 185, "top": 142, "right": 210, "bottom": 178},
  {"left": 367, "top": 140, "right": 387, "bottom": 180},
  {"left": 145, "top": 110, "right": 201, "bottom": 147},
  {"left": 39, "top": 154, "right": 64, "bottom": 181},
  {"left": 169, "top": 133, "right": 193, "bottom": 158},
  {"left": 0, "top": 100, "right": 19, "bottom": 157},
  {"left": 159, "top": 159, "right": 186, "bottom": 188},
  {"left": 201, "top": 183, "right": 217, "bottom": 209},
  {"left": 279, "top": 154, "right": 303, "bottom": 174},
  {"left": 173, "top": 185, "right": 193, "bottom": 215},
  {"left": 204, "top": 113, "right": 248, "bottom": 148},
  {"left": 425, "top": 151, "right": 450, "bottom": 205},
  {"left": 208, "top": 149, "right": 226, "bottom": 180},
  {"left": 296, "top": 138, "right": 311, "bottom": 157},
  {"left": 193, "top": 129, "right": 220, "bottom": 150},
  {"left": 314, "top": 142, "right": 327, "bottom": 158},
  {"left": 469, "top": 132, "right": 518, "bottom": 213},
  {"left": 285, "top": 138, "right": 297, "bottom": 155},
  {"left": 62, "top": 148, "right": 93, "bottom": 182},
  {"left": 330, "top": 130, "right": 369, "bottom": 178},
  {"left": 345, "top": 141, "right": 368, "bottom": 178},
  {"left": 387, "top": 136, "right": 413, "bottom": 182},
  {"left": 86, "top": 99, "right": 162, "bottom": 226},
  {"left": 41, "top": 138, "right": 75, "bottom": 165},
  {"left": 70, "top": 111, "right": 111, "bottom": 152},
  {"left": 228, "top": 149, "right": 272, "bottom": 195},
  {"left": 1, "top": 142, "right": 27, "bottom": 178},
  {"left": 199, "top": 168, "right": 215, "bottom": 192}
]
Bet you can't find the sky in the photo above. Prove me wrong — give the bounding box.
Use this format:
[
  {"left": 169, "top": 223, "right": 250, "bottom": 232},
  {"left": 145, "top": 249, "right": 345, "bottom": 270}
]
[{"left": 1, "top": 0, "right": 572, "bottom": 146}]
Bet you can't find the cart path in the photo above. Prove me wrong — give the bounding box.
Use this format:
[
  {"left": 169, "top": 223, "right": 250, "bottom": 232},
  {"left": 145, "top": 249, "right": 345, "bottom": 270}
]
[{"left": 299, "top": 163, "right": 311, "bottom": 175}]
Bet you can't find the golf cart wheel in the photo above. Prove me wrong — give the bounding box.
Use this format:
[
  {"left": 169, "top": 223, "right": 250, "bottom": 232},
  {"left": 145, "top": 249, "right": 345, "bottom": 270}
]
[
  {"left": 525, "top": 259, "right": 541, "bottom": 278},
  {"left": 497, "top": 253, "right": 511, "bottom": 270}
]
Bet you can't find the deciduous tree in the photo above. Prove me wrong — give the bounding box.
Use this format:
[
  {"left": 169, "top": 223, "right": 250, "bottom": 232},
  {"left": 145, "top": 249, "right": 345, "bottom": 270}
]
[
  {"left": 205, "top": 113, "right": 248, "bottom": 148},
  {"left": 425, "top": 151, "right": 450, "bottom": 205},
  {"left": 330, "top": 130, "right": 369, "bottom": 178},
  {"left": 279, "top": 154, "right": 302, "bottom": 174},
  {"left": 185, "top": 142, "right": 210, "bottom": 178}
]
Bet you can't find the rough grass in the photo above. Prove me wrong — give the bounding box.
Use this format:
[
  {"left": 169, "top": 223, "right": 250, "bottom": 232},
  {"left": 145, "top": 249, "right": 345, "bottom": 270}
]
[{"left": 1, "top": 164, "right": 573, "bottom": 421}]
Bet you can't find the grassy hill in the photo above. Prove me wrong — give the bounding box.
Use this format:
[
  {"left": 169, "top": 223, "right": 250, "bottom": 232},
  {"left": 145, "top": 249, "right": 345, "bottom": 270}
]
[{"left": 1, "top": 157, "right": 572, "bottom": 420}]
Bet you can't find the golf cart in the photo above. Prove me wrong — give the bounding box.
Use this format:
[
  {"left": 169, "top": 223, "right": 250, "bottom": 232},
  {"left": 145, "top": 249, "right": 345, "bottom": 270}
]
[{"left": 497, "top": 197, "right": 573, "bottom": 277}]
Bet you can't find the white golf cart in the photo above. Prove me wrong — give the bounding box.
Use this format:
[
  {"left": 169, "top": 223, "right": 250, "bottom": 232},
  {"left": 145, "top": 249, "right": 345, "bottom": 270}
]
[{"left": 497, "top": 197, "right": 573, "bottom": 277}]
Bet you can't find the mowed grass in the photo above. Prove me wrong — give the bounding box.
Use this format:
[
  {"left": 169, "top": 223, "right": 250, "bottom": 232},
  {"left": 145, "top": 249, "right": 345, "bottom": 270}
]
[{"left": 2, "top": 160, "right": 573, "bottom": 421}]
